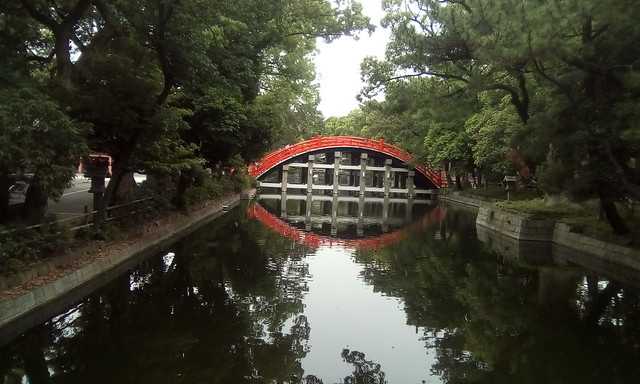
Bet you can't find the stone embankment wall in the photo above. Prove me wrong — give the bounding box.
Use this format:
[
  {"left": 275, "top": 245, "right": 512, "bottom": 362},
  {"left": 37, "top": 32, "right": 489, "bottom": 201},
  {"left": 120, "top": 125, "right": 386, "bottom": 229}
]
[
  {"left": 475, "top": 208, "right": 556, "bottom": 242},
  {"left": 0, "top": 190, "right": 255, "bottom": 331},
  {"left": 441, "top": 191, "right": 640, "bottom": 271},
  {"left": 552, "top": 223, "right": 640, "bottom": 271}
]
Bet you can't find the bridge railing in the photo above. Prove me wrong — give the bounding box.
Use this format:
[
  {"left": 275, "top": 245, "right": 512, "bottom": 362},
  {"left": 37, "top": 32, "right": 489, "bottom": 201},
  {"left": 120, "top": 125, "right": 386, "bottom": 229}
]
[{"left": 249, "top": 136, "right": 442, "bottom": 187}]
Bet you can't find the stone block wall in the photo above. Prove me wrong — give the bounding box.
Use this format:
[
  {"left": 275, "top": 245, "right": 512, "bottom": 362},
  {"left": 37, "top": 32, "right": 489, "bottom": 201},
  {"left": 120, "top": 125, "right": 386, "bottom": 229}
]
[
  {"left": 476, "top": 207, "right": 556, "bottom": 242},
  {"left": 553, "top": 223, "right": 640, "bottom": 272}
]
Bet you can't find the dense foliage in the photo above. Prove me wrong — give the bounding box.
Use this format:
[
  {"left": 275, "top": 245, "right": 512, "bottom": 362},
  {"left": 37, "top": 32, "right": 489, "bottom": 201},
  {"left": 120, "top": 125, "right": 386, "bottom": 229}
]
[
  {"left": 352, "top": 0, "right": 640, "bottom": 234},
  {"left": 0, "top": 0, "right": 373, "bottom": 222}
]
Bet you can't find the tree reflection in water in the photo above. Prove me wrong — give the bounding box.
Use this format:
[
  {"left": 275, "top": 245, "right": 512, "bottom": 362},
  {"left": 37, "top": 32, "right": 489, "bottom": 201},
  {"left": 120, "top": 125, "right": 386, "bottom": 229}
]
[
  {"left": 0, "top": 207, "right": 315, "bottom": 383},
  {"left": 301, "top": 349, "right": 388, "bottom": 384},
  {"left": 1, "top": 203, "right": 640, "bottom": 383},
  {"left": 353, "top": 206, "right": 640, "bottom": 383},
  {"left": 341, "top": 349, "right": 387, "bottom": 384}
]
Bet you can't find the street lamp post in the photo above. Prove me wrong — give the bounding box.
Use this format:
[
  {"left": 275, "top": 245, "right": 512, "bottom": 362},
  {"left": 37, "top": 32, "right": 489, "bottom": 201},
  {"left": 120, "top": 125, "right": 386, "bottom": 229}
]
[
  {"left": 503, "top": 176, "right": 517, "bottom": 201},
  {"left": 83, "top": 155, "right": 110, "bottom": 216}
]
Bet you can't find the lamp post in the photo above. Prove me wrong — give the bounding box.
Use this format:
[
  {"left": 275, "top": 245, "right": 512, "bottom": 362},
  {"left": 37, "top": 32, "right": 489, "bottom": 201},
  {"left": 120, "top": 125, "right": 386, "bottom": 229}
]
[
  {"left": 83, "top": 155, "right": 110, "bottom": 215},
  {"left": 503, "top": 176, "right": 517, "bottom": 201}
]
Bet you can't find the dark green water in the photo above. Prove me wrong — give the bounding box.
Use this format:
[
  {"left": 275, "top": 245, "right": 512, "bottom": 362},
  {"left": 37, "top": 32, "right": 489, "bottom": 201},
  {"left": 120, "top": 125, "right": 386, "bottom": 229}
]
[{"left": 1, "top": 200, "right": 640, "bottom": 383}]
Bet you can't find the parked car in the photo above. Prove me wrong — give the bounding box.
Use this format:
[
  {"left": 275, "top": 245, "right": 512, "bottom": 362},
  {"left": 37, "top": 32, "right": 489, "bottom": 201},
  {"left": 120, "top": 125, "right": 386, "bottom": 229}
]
[{"left": 8, "top": 181, "right": 28, "bottom": 199}]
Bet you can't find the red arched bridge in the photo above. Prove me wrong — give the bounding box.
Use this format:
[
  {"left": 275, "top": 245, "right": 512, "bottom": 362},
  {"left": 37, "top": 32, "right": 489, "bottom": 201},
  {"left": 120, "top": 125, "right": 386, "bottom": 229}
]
[{"left": 249, "top": 136, "right": 444, "bottom": 197}]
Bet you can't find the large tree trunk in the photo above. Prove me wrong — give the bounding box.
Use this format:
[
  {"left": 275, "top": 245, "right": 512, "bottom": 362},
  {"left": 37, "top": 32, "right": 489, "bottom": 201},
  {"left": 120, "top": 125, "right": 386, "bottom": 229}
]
[
  {"left": 443, "top": 161, "right": 453, "bottom": 188},
  {"left": 23, "top": 175, "right": 49, "bottom": 223},
  {"left": 454, "top": 173, "right": 463, "bottom": 190},
  {"left": 114, "top": 171, "right": 136, "bottom": 203},
  {"left": 95, "top": 155, "right": 128, "bottom": 224},
  {"left": 600, "top": 196, "right": 629, "bottom": 235},
  {"left": 95, "top": 133, "right": 140, "bottom": 224},
  {"left": 0, "top": 174, "right": 10, "bottom": 222},
  {"left": 173, "top": 169, "right": 195, "bottom": 209}
]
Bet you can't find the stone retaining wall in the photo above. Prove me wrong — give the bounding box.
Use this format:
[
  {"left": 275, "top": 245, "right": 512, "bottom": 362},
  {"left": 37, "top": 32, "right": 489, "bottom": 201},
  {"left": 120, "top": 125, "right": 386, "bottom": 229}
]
[
  {"left": 442, "top": 192, "right": 639, "bottom": 274},
  {"left": 476, "top": 207, "right": 556, "bottom": 242},
  {"left": 553, "top": 223, "right": 640, "bottom": 271},
  {"left": 439, "top": 191, "right": 498, "bottom": 207}
]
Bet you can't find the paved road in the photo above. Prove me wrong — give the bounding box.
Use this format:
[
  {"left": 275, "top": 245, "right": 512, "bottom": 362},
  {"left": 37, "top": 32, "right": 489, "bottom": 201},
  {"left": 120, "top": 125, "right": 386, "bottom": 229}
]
[
  {"left": 10, "top": 174, "right": 146, "bottom": 220},
  {"left": 48, "top": 178, "right": 93, "bottom": 219}
]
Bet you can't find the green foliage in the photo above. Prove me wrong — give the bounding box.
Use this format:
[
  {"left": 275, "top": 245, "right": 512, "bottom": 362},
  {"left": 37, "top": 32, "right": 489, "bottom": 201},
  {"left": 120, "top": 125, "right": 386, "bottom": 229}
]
[
  {"left": 1, "top": 0, "right": 372, "bottom": 223},
  {"left": 536, "top": 162, "right": 573, "bottom": 196},
  {"left": 0, "top": 84, "right": 89, "bottom": 220},
  {"left": 0, "top": 222, "right": 72, "bottom": 274},
  {"left": 357, "top": 0, "right": 640, "bottom": 232},
  {"left": 465, "top": 94, "right": 522, "bottom": 174},
  {"left": 133, "top": 181, "right": 175, "bottom": 213},
  {"left": 456, "top": 186, "right": 541, "bottom": 201},
  {"left": 182, "top": 172, "right": 252, "bottom": 206},
  {"left": 494, "top": 199, "right": 585, "bottom": 218},
  {"left": 82, "top": 222, "right": 120, "bottom": 242},
  {"left": 321, "top": 110, "right": 368, "bottom": 137}
]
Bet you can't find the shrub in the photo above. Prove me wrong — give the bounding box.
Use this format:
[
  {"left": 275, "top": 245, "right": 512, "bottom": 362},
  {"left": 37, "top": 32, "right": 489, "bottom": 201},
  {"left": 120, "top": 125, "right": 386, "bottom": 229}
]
[
  {"left": 0, "top": 221, "right": 72, "bottom": 274},
  {"left": 536, "top": 162, "right": 572, "bottom": 195},
  {"left": 494, "top": 199, "right": 584, "bottom": 218}
]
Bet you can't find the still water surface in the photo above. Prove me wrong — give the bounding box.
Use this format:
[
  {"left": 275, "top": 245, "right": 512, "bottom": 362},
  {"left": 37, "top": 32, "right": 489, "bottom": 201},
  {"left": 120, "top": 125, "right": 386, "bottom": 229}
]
[{"left": 1, "top": 199, "right": 640, "bottom": 383}]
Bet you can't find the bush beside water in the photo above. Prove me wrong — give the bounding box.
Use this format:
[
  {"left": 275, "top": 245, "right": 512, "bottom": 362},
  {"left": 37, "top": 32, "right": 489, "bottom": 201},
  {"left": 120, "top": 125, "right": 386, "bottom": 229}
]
[{"left": 0, "top": 174, "right": 254, "bottom": 276}]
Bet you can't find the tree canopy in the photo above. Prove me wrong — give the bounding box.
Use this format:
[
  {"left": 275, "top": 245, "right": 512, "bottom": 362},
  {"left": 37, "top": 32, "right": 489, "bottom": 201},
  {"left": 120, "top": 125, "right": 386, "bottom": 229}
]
[
  {"left": 0, "top": 0, "right": 373, "bottom": 221},
  {"left": 356, "top": 0, "right": 640, "bottom": 233}
]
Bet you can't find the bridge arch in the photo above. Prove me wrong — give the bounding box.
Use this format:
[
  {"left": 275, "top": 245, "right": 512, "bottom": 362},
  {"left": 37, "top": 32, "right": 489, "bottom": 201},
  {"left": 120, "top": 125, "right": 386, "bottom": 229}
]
[{"left": 249, "top": 136, "right": 443, "bottom": 189}]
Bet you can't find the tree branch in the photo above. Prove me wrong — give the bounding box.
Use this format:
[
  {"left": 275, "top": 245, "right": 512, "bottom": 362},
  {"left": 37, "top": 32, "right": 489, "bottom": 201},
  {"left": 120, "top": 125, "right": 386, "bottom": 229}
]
[
  {"left": 75, "top": 0, "right": 122, "bottom": 70},
  {"left": 603, "top": 141, "right": 640, "bottom": 201},
  {"left": 533, "top": 59, "right": 576, "bottom": 106},
  {"left": 389, "top": 70, "right": 469, "bottom": 83},
  {"left": 443, "top": 0, "right": 472, "bottom": 14},
  {"left": 564, "top": 57, "right": 625, "bottom": 87},
  {"left": 59, "top": 0, "right": 94, "bottom": 30},
  {"left": 485, "top": 79, "right": 529, "bottom": 123},
  {"left": 20, "top": 0, "right": 58, "bottom": 29},
  {"left": 26, "top": 51, "right": 55, "bottom": 63}
]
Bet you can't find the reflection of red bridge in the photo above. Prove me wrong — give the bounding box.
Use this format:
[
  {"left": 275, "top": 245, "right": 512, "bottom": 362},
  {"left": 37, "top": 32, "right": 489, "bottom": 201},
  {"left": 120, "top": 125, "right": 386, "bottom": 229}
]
[
  {"left": 249, "top": 204, "right": 444, "bottom": 250},
  {"left": 249, "top": 136, "right": 444, "bottom": 189}
]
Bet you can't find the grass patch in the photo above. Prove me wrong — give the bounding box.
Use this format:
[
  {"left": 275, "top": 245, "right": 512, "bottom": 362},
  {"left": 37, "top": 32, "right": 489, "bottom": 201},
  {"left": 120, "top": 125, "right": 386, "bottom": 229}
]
[
  {"left": 458, "top": 187, "right": 640, "bottom": 238},
  {"left": 494, "top": 199, "right": 584, "bottom": 218},
  {"left": 450, "top": 186, "right": 542, "bottom": 201}
]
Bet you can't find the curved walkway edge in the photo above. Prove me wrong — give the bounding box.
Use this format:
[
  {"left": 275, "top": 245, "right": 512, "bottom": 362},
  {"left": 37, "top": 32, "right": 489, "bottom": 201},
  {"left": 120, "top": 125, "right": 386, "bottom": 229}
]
[
  {"left": 0, "top": 190, "right": 255, "bottom": 338},
  {"left": 440, "top": 191, "right": 640, "bottom": 272}
]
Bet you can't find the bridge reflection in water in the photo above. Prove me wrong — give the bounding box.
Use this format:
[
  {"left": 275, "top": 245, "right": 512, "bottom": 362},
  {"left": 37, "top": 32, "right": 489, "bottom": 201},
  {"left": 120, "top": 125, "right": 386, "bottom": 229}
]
[{"left": 251, "top": 193, "right": 444, "bottom": 250}]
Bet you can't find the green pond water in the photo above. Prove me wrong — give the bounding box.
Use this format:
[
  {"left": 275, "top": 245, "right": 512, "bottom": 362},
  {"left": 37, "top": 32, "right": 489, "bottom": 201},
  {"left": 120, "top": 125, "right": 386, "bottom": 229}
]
[{"left": 1, "top": 198, "right": 639, "bottom": 383}]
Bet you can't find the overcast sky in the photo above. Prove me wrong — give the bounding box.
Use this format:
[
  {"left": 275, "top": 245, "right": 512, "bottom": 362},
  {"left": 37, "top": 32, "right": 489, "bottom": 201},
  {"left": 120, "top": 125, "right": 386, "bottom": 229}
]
[{"left": 314, "top": 1, "right": 390, "bottom": 117}]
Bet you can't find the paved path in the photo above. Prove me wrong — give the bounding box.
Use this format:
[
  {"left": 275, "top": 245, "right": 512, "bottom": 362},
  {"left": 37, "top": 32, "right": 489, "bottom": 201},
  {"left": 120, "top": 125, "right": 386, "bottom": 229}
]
[
  {"left": 48, "top": 176, "right": 92, "bottom": 218},
  {"left": 10, "top": 173, "right": 147, "bottom": 219}
]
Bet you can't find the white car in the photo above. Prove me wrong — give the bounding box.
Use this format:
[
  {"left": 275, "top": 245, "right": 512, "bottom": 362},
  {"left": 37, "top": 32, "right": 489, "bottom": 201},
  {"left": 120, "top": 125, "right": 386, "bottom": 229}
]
[{"left": 8, "top": 181, "right": 28, "bottom": 199}]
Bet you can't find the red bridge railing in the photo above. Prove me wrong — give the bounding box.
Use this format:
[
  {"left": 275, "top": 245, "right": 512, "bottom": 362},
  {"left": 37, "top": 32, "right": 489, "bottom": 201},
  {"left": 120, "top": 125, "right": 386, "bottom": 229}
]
[
  {"left": 249, "top": 136, "right": 442, "bottom": 188},
  {"left": 249, "top": 203, "right": 444, "bottom": 250}
]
